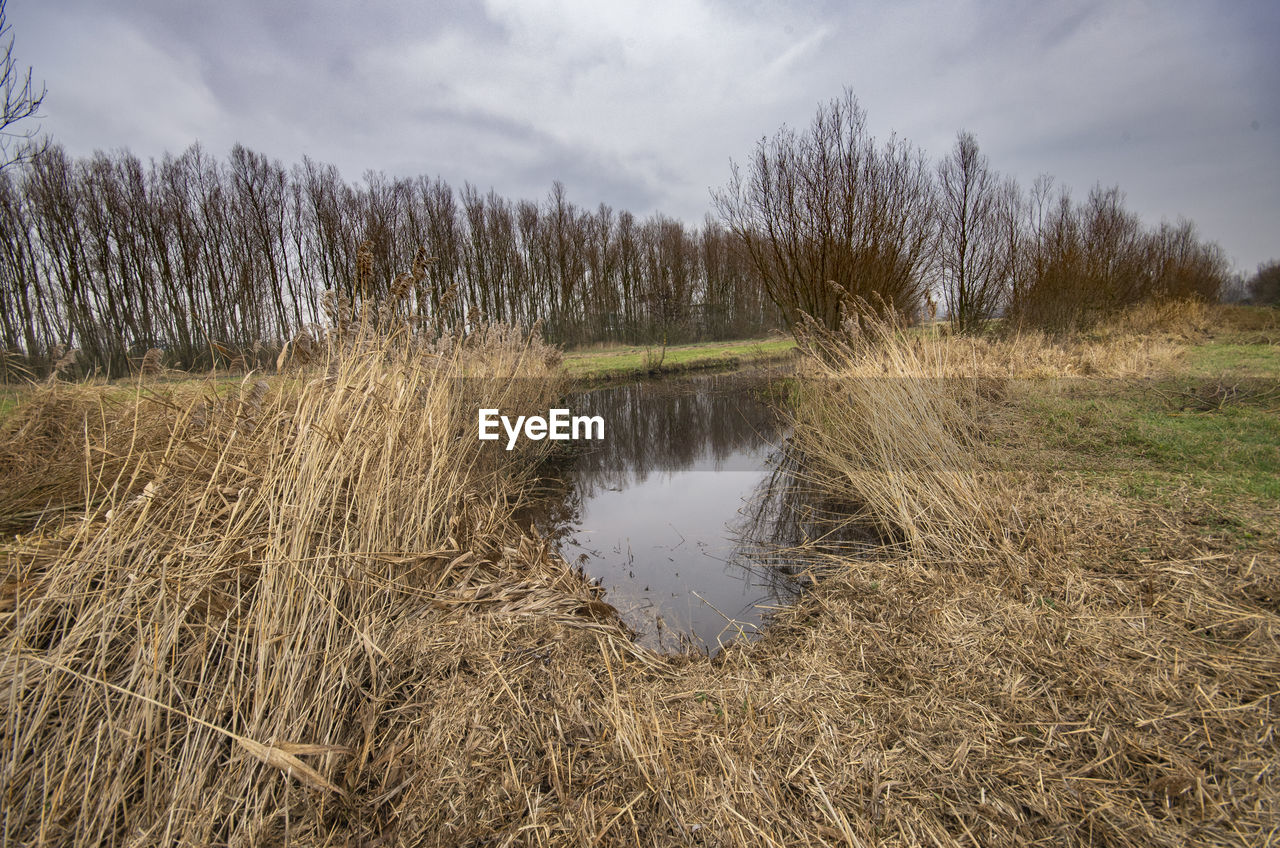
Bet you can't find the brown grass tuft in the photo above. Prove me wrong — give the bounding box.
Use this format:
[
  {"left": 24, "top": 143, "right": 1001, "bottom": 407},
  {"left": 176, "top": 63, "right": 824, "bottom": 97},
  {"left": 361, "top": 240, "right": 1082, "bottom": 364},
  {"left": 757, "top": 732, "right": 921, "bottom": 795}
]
[
  {"left": 140, "top": 347, "right": 164, "bottom": 376},
  {"left": 788, "top": 311, "right": 1016, "bottom": 558}
]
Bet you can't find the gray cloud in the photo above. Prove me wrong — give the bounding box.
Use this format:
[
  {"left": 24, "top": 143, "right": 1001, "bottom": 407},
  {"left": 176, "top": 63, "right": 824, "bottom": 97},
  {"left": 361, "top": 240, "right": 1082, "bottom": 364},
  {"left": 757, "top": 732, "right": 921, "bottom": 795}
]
[{"left": 8, "top": 0, "right": 1278, "bottom": 270}]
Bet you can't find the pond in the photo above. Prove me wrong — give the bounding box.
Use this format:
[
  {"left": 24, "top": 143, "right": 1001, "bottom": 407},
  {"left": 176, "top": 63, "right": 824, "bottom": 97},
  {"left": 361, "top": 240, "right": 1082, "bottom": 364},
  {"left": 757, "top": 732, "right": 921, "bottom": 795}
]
[{"left": 526, "top": 368, "right": 845, "bottom": 653}]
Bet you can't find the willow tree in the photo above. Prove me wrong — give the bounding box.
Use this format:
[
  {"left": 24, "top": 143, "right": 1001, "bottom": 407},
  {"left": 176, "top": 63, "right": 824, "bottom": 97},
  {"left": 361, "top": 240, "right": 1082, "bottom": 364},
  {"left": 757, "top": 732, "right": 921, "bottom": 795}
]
[{"left": 714, "top": 89, "right": 936, "bottom": 333}]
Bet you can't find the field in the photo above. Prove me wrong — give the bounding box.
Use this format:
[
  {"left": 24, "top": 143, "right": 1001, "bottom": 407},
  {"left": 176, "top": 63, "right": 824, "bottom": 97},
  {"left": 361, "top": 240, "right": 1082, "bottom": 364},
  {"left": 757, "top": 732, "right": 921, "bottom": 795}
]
[
  {"left": 0, "top": 304, "right": 1277, "bottom": 846},
  {"left": 561, "top": 336, "right": 796, "bottom": 380}
]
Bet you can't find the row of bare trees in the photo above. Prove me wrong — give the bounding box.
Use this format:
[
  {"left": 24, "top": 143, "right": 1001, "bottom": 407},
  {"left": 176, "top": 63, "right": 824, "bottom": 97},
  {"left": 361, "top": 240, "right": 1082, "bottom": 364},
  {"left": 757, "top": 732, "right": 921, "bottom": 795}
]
[
  {"left": 0, "top": 144, "right": 781, "bottom": 377},
  {"left": 1006, "top": 176, "right": 1228, "bottom": 330},
  {"left": 0, "top": 90, "right": 1238, "bottom": 378},
  {"left": 717, "top": 90, "right": 1232, "bottom": 335}
]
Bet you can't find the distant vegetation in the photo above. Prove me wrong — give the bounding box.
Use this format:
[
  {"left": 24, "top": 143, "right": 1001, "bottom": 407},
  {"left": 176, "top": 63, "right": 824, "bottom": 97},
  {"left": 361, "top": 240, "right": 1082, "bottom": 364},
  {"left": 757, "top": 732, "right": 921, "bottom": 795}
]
[
  {"left": 714, "top": 92, "right": 936, "bottom": 328},
  {"left": 718, "top": 90, "right": 1232, "bottom": 338},
  {"left": 0, "top": 146, "right": 781, "bottom": 378},
  {"left": 560, "top": 336, "right": 795, "bottom": 381},
  {"left": 1248, "top": 259, "right": 1280, "bottom": 305},
  {"left": 0, "top": 87, "right": 1245, "bottom": 381}
]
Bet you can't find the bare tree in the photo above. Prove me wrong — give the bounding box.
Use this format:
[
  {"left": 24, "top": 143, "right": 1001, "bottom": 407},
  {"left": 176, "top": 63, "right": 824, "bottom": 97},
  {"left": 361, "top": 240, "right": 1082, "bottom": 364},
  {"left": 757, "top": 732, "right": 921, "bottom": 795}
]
[
  {"left": 1080, "top": 185, "right": 1145, "bottom": 310},
  {"left": 0, "top": 0, "right": 46, "bottom": 170},
  {"left": 1247, "top": 260, "right": 1280, "bottom": 306},
  {"left": 1144, "top": 219, "right": 1228, "bottom": 302},
  {"left": 936, "top": 132, "right": 1009, "bottom": 332},
  {"left": 715, "top": 89, "right": 935, "bottom": 334}
]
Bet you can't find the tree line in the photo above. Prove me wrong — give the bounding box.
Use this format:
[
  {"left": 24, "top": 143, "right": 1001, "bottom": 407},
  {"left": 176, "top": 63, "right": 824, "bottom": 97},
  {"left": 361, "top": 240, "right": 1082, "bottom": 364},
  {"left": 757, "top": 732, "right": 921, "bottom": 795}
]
[
  {"left": 717, "top": 90, "right": 1232, "bottom": 336},
  {"left": 1, "top": 89, "right": 1244, "bottom": 379},
  {"left": 0, "top": 144, "right": 781, "bottom": 377}
]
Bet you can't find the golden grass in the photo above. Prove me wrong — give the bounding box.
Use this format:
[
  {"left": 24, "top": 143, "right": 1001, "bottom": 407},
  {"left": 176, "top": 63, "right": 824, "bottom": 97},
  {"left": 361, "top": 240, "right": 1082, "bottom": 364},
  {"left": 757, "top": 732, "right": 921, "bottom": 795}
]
[
  {"left": 2, "top": 297, "right": 1276, "bottom": 845},
  {"left": 561, "top": 336, "right": 797, "bottom": 381},
  {"left": 0, "top": 318, "right": 630, "bottom": 844},
  {"left": 0, "top": 380, "right": 174, "bottom": 534},
  {"left": 780, "top": 301, "right": 1205, "bottom": 559},
  {"left": 787, "top": 314, "right": 1013, "bottom": 559}
]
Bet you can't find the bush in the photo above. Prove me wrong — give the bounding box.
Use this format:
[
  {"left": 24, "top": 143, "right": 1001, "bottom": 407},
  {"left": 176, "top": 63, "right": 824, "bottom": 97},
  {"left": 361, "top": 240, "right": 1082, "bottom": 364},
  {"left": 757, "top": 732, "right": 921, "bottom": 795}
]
[{"left": 1248, "top": 259, "right": 1280, "bottom": 306}]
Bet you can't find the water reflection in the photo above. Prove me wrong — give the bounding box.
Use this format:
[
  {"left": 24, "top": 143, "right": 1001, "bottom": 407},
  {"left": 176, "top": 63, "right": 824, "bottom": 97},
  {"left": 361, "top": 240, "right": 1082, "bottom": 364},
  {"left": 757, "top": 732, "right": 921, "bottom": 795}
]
[
  {"left": 528, "top": 369, "right": 850, "bottom": 653},
  {"left": 732, "top": 446, "right": 874, "bottom": 558}
]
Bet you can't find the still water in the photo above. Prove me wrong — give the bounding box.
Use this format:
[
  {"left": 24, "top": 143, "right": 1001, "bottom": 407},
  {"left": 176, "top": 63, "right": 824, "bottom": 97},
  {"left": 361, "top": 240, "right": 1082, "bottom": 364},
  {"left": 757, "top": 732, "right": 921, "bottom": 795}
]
[{"left": 530, "top": 369, "right": 812, "bottom": 653}]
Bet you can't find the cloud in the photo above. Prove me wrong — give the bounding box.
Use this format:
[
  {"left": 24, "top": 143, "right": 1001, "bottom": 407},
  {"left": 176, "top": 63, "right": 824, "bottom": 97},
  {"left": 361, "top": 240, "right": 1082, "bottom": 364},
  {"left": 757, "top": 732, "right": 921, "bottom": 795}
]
[
  {"left": 9, "top": 7, "right": 223, "bottom": 156},
  {"left": 356, "top": 0, "right": 833, "bottom": 214}
]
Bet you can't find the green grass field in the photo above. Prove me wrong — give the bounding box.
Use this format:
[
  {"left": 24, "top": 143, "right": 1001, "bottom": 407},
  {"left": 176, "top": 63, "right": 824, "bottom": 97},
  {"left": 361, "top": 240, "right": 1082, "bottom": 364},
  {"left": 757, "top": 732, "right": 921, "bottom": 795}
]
[
  {"left": 559, "top": 336, "right": 796, "bottom": 380},
  {"left": 1010, "top": 333, "right": 1280, "bottom": 533},
  {"left": 0, "top": 338, "right": 797, "bottom": 420}
]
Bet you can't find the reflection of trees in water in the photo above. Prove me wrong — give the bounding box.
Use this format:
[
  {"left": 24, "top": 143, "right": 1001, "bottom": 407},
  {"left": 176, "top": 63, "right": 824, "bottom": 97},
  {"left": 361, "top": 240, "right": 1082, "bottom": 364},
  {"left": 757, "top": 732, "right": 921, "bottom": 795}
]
[
  {"left": 525, "top": 371, "right": 874, "bottom": 567},
  {"left": 501, "top": 372, "right": 782, "bottom": 542},
  {"left": 563, "top": 372, "right": 784, "bottom": 497},
  {"left": 520, "top": 370, "right": 888, "bottom": 647},
  {"left": 728, "top": 441, "right": 878, "bottom": 580}
]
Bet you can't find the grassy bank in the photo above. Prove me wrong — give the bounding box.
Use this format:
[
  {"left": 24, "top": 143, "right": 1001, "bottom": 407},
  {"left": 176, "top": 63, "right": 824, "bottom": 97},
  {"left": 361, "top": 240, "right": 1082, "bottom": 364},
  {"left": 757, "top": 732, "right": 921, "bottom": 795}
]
[
  {"left": 1, "top": 304, "right": 1276, "bottom": 845},
  {"left": 561, "top": 335, "right": 796, "bottom": 381},
  {"left": 773, "top": 302, "right": 1278, "bottom": 844},
  {"left": 0, "top": 336, "right": 797, "bottom": 422}
]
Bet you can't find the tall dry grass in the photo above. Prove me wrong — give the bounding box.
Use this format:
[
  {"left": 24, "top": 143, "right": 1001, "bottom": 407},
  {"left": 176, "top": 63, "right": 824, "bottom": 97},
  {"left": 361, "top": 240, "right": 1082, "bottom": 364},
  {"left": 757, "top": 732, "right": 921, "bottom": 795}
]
[
  {"left": 789, "top": 313, "right": 1013, "bottom": 559},
  {"left": 0, "top": 313, "right": 619, "bottom": 845},
  {"left": 783, "top": 298, "right": 1213, "bottom": 557},
  {"left": 0, "top": 382, "right": 141, "bottom": 534}
]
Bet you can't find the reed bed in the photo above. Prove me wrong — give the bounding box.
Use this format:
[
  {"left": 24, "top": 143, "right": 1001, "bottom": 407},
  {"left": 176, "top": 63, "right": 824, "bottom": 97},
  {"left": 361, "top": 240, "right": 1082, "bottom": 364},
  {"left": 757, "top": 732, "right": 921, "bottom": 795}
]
[
  {"left": 0, "top": 316, "right": 635, "bottom": 845},
  {"left": 787, "top": 312, "right": 1013, "bottom": 559},
  {"left": 782, "top": 300, "right": 1214, "bottom": 558},
  {"left": 0, "top": 381, "right": 160, "bottom": 534},
  {"left": 2, "top": 299, "right": 1276, "bottom": 845}
]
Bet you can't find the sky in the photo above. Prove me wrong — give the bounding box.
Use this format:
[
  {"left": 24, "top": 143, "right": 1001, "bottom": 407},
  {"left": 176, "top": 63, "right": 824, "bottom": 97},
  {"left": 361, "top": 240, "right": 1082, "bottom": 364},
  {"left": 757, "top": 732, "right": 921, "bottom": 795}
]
[{"left": 8, "top": 0, "right": 1279, "bottom": 273}]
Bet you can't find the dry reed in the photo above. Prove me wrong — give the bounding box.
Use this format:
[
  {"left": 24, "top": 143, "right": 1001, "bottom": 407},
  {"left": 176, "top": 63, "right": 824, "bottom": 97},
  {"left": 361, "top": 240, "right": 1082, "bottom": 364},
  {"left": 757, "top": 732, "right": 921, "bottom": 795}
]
[
  {"left": 0, "top": 310, "right": 608, "bottom": 844},
  {"left": 1, "top": 299, "right": 1275, "bottom": 846},
  {"left": 787, "top": 310, "right": 1015, "bottom": 558}
]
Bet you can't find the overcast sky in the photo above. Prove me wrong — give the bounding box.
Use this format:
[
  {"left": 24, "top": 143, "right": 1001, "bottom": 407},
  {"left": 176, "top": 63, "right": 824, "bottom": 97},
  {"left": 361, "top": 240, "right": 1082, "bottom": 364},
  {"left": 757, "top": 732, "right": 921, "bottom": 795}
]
[{"left": 9, "top": 0, "right": 1278, "bottom": 272}]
